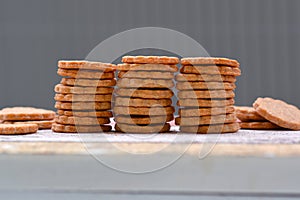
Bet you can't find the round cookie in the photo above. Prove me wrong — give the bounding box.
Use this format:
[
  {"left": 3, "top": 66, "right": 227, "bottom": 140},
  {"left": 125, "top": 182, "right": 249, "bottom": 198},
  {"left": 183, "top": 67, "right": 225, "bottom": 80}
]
[
  {"left": 58, "top": 60, "right": 116, "bottom": 72},
  {"left": 115, "top": 123, "right": 170, "bottom": 133},
  {"left": 179, "top": 106, "right": 235, "bottom": 117},
  {"left": 117, "top": 78, "right": 174, "bottom": 89},
  {"left": 180, "top": 65, "right": 241, "bottom": 76},
  {"left": 175, "top": 113, "right": 237, "bottom": 126},
  {"left": 235, "top": 106, "right": 265, "bottom": 122},
  {"left": 253, "top": 97, "right": 300, "bottom": 130},
  {"left": 54, "top": 94, "right": 112, "bottom": 102},
  {"left": 0, "top": 124, "right": 38, "bottom": 135},
  {"left": 176, "top": 82, "right": 236, "bottom": 90},
  {"left": 0, "top": 107, "right": 55, "bottom": 121},
  {"left": 180, "top": 123, "right": 240, "bottom": 134},
  {"left": 57, "top": 110, "right": 113, "bottom": 118},
  {"left": 115, "top": 88, "right": 174, "bottom": 99},
  {"left": 178, "top": 90, "right": 235, "bottom": 99},
  {"left": 11, "top": 120, "right": 54, "bottom": 130},
  {"left": 55, "top": 116, "right": 110, "bottom": 125},
  {"left": 55, "top": 84, "right": 114, "bottom": 94},
  {"left": 122, "top": 56, "right": 179, "bottom": 64},
  {"left": 240, "top": 121, "right": 283, "bottom": 130},
  {"left": 61, "top": 78, "right": 116, "bottom": 87},
  {"left": 115, "top": 115, "right": 174, "bottom": 125},
  {"left": 55, "top": 102, "right": 111, "bottom": 110},
  {"left": 118, "top": 71, "right": 174, "bottom": 79},
  {"left": 114, "top": 97, "right": 172, "bottom": 107},
  {"left": 114, "top": 106, "right": 175, "bottom": 116},
  {"left": 57, "top": 69, "right": 114, "bottom": 79},
  {"left": 181, "top": 57, "right": 240, "bottom": 67},
  {"left": 176, "top": 74, "right": 237, "bottom": 82},
  {"left": 177, "top": 99, "right": 235, "bottom": 107},
  {"left": 117, "top": 64, "right": 178, "bottom": 72},
  {"left": 52, "top": 123, "right": 112, "bottom": 133}
]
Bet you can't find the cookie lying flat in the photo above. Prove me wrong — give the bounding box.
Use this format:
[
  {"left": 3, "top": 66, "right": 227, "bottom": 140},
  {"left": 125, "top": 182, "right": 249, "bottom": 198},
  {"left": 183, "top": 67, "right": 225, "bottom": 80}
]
[
  {"left": 117, "top": 64, "right": 178, "bottom": 72},
  {"left": 52, "top": 123, "right": 112, "bottom": 133},
  {"left": 176, "top": 74, "right": 236, "bottom": 82},
  {"left": 122, "top": 56, "right": 179, "bottom": 64},
  {"left": 240, "top": 121, "right": 283, "bottom": 130},
  {"left": 6, "top": 120, "right": 54, "bottom": 129},
  {"left": 55, "top": 102, "right": 111, "bottom": 110},
  {"left": 118, "top": 71, "right": 174, "bottom": 79},
  {"left": 181, "top": 57, "right": 240, "bottom": 67},
  {"left": 57, "top": 110, "right": 113, "bottom": 118},
  {"left": 180, "top": 65, "right": 241, "bottom": 76},
  {"left": 57, "top": 69, "right": 114, "bottom": 79},
  {"left": 55, "top": 116, "right": 110, "bottom": 125},
  {"left": 58, "top": 60, "right": 116, "bottom": 72},
  {"left": 235, "top": 106, "right": 265, "bottom": 122},
  {"left": 55, "top": 84, "right": 114, "bottom": 94},
  {"left": 114, "top": 97, "right": 172, "bottom": 107},
  {"left": 114, "top": 106, "right": 175, "bottom": 116},
  {"left": 180, "top": 123, "right": 240, "bottom": 134},
  {"left": 253, "top": 97, "right": 300, "bottom": 130},
  {"left": 176, "top": 82, "right": 236, "bottom": 90},
  {"left": 175, "top": 113, "right": 237, "bottom": 126},
  {"left": 115, "top": 88, "right": 174, "bottom": 99},
  {"left": 115, "top": 115, "right": 174, "bottom": 125},
  {"left": 61, "top": 78, "right": 116, "bottom": 87},
  {"left": 115, "top": 123, "right": 170, "bottom": 133},
  {"left": 177, "top": 98, "right": 235, "bottom": 107},
  {"left": 0, "top": 107, "right": 55, "bottom": 121},
  {"left": 178, "top": 90, "right": 235, "bottom": 99},
  {"left": 179, "top": 107, "right": 235, "bottom": 117},
  {"left": 54, "top": 94, "right": 112, "bottom": 102},
  {"left": 117, "top": 78, "right": 174, "bottom": 89},
  {"left": 0, "top": 124, "right": 38, "bottom": 135}
]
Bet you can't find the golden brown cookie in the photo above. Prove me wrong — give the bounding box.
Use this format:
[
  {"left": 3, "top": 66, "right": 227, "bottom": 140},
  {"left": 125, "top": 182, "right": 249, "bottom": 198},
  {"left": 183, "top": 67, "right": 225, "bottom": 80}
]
[
  {"left": 253, "top": 97, "right": 300, "bottom": 130},
  {"left": 54, "top": 93, "right": 112, "bottom": 102},
  {"left": 8, "top": 120, "right": 54, "bottom": 130},
  {"left": 179, "top": 106, "right": 235, "bottom": 117},
  {"left": 0, "top": 107, "right": 55, "bottom": 121},
  {"left": 181, "top": 57, "right": 240, "bottom": 67},
  {"left": 115, "top": 123, "right": 170, "bottom": 133},
  {"left": 176, "top": 82, "right": 236, "bottom": 90},
  {"left": 114, "top": 106, "right": 175, "bottom": 116},
  {"left": 235, "top": 106, "right": 265, "bottom": 122},
  {"left": 55, "top": 115, "right": 110, "bottom": 125},
  {"left": 58, "top": 60, "right": 116, "bottom": 72},
  {"left": 115, "top": 115, "right": 174, "bottom": 125},
  {"left": 175, "top": 113, "right": 237, "bottom": 126},
  {"left": 175, "top": 74, "right": 236, "bottom": 82},
  {"left": 118, "top": 71, "right": 174, "bottom": 79},
  {"left": 57, "top": 69, "right": 114, "bottom": 79},
  {"left": 0, "top": 124, "right": 38, "bottom": 135},
  {"left": 115, "top": 88, "right": 174, "bottom": 99},
  {"left": 122, "top": 56, "right": 179, "bottom": 64},
  {"left": 177, "top": 98, "right": 235, "bottom": 107},
  {"left": 178, "top": 90, "right": 235, "bottom": 99},
  {"left": 52, "top": 123, "right": 112, "bottom": 133},
  {"left": 57, "top": 110, "right": 113, "bottom": 118},
  {"left": 239, "top": 121, "right": 283, "bottom": 130},
  {"left": 55, "top": 84, "right": 114, "bottom": 94},
  {"left": 60, "top": 78, "right": 116, "bottom": 87},
  {"left": 114, "top": 97, "right": 172, "bottom": 107},
  {"left": 117, "top": 78, "right": 174, "bottom": 89},
  {"left": 180, "top": 123, "right": 240, "bottom": 134},
  {"left": 117, "top": 64, "right": 178, "bottom": 72},
  {"left": 55, "top": 102, "right": 111, "bottom": 110},
  {"left": 180, "top": 65, "right": 241, "bottom": 76}
]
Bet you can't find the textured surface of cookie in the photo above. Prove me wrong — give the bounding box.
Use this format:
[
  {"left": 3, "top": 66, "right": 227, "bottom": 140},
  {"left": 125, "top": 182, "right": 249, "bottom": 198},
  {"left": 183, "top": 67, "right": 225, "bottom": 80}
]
[
  {"left": 55, "top": 102, "right": 111, "bottom": 110},
  {"left": 55, "top": 115, "right": 110, "bottom": 125},
  {"left": 114, "top": 97, "right": 172, "bottom": 107},
  {"left": 175, "top": 113, "right": 237, "bottom": 126},
  {"left": 177, "top": 98, "right": 235, "bottom": 107},
  {"left": 235, "top": 106, "right": 265, "bottom": 122},
  {"left": 57, "top": 69, "right": 114, "bottom": 79},
  {"left": 60, "top": 78, "right": 116, "bottom": 87},
  {"left": 115, "top": 123, "right": 170, "bottom": 133},
  {"left": 0, "top": 124, "right": 38, "bottom": 135},
  {"left": 181, "top": 57, "right": 239, "bottom": 67},
  {"left": 57, "top": 110, "right": 113, "bottom": 117},
  {"left": 54, "top": 93, "right": 112, "bottom": 102},
  {"left": 253, "top": 97, "right": 300, "bottom": 130},
  {"left": 55, "top": 84, "right": 114, "bottom": 94},
  {"left": 118, "top": 71, "right": 174, "bottom": 79},
  {"left": 115, "top": 115, "right": 174, "bottom": 125},
  {"left": 176, "top": 82, "right": 236, "bottom": 90},
  {"left": 0, "top": 107, "right": 55, "bottom": 121},
  {"left": 58, "top": 60, "right": 116, "bottom": 72},
  {"left": 179, "top": 106, "right": 235, "bottom": 117},
  {"left": 117, "top": 64, "right": 178, "bottom": 72},
  {"left": 240, "top": 121, "right": 283, "bottom": 130},
  {"left": 180, "top": 123, "right": 240, "bottom": 134},
  {"left": 178, "top": 90, "right": 235, "bottom": 99},
  {"left": 114, "top": 106, "right": 175, "bottom": 116},
  {"left": 11, "top": 120, "right": 54, "bottom": 129},
  {"left": 115, "top": 88, "right": 174, "bottom": 99},
  {"left": 52, "top": 123, "right": 111, "bottom": 133},
  {"left": 117, "top": 78, "right": 174, "bottom": 89},
  {"left": 122, "top": 56, "right": 179, "bottom": 64},
  {"left": 180, "top": 65, "right": 241, "bottom": 76},
  {"left": 176, "top": 74, "right": 236, "bottom": 82}
]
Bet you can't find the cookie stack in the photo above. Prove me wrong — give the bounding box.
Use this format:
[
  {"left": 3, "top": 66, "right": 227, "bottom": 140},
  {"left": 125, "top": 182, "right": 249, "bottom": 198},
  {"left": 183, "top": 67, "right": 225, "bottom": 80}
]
[
  {"left": 52, "top": 60, "right": 116, "bottom": 133},
  {"left": 114, "top": 56, "right": 179, "bottom": 133},
  {"left": 175, "top": 57, "right": 241, "bottom": 134}
]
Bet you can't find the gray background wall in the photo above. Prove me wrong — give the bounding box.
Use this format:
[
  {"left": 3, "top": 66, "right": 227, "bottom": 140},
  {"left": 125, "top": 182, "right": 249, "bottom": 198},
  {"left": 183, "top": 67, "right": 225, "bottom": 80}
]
[{"left": 0, "top": 0, "right": 299, "bottom": 110}]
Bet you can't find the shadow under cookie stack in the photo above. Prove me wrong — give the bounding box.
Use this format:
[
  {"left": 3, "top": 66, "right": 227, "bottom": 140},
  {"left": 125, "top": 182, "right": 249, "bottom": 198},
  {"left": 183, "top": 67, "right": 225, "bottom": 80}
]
[
  {"left": 175, "top": 57, "right": 241, "bottom": 134},
  {"left": 52, "top": 60, "right": 116, "bottom": 133},
  {"left": 113, "top": 56, "right": 179, "bottom": 133}
]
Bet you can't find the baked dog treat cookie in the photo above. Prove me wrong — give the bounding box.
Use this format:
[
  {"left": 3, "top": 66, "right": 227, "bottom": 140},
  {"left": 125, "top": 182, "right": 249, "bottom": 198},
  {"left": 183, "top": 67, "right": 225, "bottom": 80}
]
[
  {"left": 0, "top": 107, "right": 55, "bottom": 121},
  {"left": 181, "top": 57, "right": 240, "bottom": 67},
  {"left": 180, "top": 123, "right": 240, "bottom": 134},
  {"left": 57, "top": 110, "right": 113, "bottom": 118},
  {"left": 8, "top": 120, "right": 54, "bottom": 129},
  {"left": 179, "top": 106, "right": 235, "bottom": 117},
  {"left": 55, "top": 102, "right": 111, "bottom": 110},
  {"left": 0, "top": 124, "right": 38, "bottom": 135},
  {"left": 118, "top": 71, "right": 174, "bottom": 79},
  {"left": 57, "top": 69, "right": 114, "bottom": 79},
  {"left": 180, "top": 65, "right": 241, "bottom": 76},
  {"left": 60, "top": 78, "right": 116, "bottom": 87},
  {"left": 175, "top": 74, "right": 236, "bottom": 82},
  {"left": 52, "top": 123, "right": 112, "bottom": 133},
  {"left": 117, "top": 78, "right": 174, "bottom": 89},
  {"left": 115, "top": 115, "right": 174, "bottom": 125},
  {"left": 115, "top": 123, "right": 170, "bottom": 133},
  {"left": 122, "top": 56, "right": 179, "bottom": 64},
  {"left": 235, "top": 106, "right": 265, "bottom": 122},
  {"left": 253, "top": 97, "right": 300, "bottom": 130},
  {"left": 54, "top": 94, "right": 112, "bottom": 102},
  {"left": 58, "top": 60, "right": 116, "bottom": 72},
  {"left": 178, "top": 90, "right": 235, "bottom": 99},
  {"left": 114, "top": 97, "right": 172, "bottom": 107},
  {"left": 175, "top": 113, "right": 237, "bottom": 126},
  {"left": 177, "top": 98, "right": 235, "bottom": 107},
  {"left": 114, "top": 106, "right": 175, "bottom": 116},
  {"left": 117, "top": 64, "right": 178, "bottom": 72},
  {"left": 55, "top": 115, "right": 110, "bottom": 125},
  {"left": 176, "top": 82, "right": 236, "bottom": 90},
  {"left": 239, "top": 121, "right": 283, "bottom": 130},
  {"left": 55, "top": 84, "right": 114, "bottom": 94},
  {"left": 115, "top": 88, "right": 174, "bottom": 99}
]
